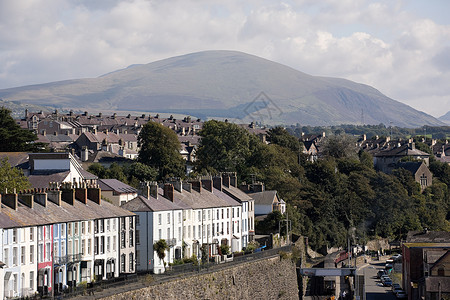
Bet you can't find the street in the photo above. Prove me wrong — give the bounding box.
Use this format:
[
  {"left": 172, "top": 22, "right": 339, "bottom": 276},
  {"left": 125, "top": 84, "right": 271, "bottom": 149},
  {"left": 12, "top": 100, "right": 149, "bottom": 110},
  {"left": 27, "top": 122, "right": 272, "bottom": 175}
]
[{"left": 358, "top": 258, "right": 398, "bottom": 300}]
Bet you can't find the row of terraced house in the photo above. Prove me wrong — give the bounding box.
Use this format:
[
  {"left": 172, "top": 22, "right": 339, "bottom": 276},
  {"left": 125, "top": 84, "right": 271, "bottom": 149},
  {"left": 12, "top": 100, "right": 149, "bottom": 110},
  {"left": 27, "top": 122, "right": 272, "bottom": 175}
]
[{"left": 0, "top": 152, "right": 258, "bottom": 298}]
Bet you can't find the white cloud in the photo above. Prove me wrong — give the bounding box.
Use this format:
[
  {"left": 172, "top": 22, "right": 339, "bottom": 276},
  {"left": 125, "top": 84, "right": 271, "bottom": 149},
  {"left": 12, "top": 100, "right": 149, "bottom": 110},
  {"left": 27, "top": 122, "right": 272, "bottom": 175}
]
[{"left": 0, "top": 0, "right": 449, "bottom": 117}]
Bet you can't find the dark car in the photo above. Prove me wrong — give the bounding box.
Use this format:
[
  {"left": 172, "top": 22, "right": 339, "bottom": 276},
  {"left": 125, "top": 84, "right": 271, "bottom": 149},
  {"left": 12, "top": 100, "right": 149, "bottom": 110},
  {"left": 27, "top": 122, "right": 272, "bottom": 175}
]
[{"left": 377, "top": 270, "right": 387, "bottom": 278}]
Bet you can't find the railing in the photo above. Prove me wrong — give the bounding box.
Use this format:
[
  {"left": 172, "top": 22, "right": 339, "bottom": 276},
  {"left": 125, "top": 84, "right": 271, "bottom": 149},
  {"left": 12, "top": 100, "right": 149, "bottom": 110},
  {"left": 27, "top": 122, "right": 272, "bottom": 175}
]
[
  {"left": 55, "top": 253, "right": 82, "bottom": 265},
  {"left": 167, "top": 238, "right": 177, "bottom": 246}
]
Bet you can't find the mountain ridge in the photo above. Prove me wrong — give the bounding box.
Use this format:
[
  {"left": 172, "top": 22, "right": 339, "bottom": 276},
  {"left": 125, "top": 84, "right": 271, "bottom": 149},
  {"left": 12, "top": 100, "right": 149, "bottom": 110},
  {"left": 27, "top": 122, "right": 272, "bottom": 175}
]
[{"left": 0, "top": 50, "right": 443, "bottom": 127}]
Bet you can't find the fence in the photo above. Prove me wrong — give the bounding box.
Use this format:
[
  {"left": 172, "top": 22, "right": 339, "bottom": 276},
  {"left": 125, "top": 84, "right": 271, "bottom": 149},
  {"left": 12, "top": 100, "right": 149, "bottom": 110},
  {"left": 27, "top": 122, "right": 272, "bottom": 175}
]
[{"left": 61, "top": 245, "right": 292, "bottom": 299}]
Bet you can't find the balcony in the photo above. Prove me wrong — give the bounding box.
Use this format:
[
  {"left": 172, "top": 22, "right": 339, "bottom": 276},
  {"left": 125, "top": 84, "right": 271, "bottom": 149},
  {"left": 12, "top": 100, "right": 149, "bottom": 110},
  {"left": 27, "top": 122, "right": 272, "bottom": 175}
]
[{"left": 55, "top": 253, "right": 82, "bottom": 265}]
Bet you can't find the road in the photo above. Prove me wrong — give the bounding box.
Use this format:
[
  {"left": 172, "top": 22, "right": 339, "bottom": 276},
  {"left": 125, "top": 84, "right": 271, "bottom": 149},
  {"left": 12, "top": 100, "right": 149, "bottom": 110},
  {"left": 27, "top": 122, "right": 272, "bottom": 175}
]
[{"left": 358, "top": 258, "right": 397, "bottom": 300}]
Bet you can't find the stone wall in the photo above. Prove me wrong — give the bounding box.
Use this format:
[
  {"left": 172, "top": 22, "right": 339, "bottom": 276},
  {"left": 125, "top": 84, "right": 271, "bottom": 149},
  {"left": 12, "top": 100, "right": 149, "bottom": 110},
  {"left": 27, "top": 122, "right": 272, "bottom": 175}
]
[{"left": 101, "top": 256, "right": 299, "bottom": 300}]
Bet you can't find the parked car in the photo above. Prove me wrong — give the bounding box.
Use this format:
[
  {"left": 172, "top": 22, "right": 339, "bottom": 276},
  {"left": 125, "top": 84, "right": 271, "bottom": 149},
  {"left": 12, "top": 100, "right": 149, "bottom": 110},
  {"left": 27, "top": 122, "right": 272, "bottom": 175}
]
[
  {"left": 396, "top": 291, "right": 407, "bottom": 299},
  {"left": 383, "top": 279, "right": 393, "bottom": 287},
  {"left": 377, "top": 270, "right": 387, "bottom": 278},
  {"left": 392, "top": 284, "right": 402, "bottom": 294}
]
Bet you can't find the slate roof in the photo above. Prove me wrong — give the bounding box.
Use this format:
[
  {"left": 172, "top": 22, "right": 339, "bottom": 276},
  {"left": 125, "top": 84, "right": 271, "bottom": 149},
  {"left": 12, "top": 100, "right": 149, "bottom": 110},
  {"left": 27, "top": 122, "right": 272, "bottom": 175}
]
[
  {"left": 98, "top": 179, "right": 137, "bottom": 194},
  {"left": 373, "top": 144, "right": 430, "bottom": 157},
  {"left": 0, "top": 194, "right": 134, "bottom": 229},
  {"left": 121, "top": 195, "right": 183, "bottom": 212},
  {"left": 222, "top": 186, "right": 253, "bottom": 202},
  {"left": 406, "top": 230, "right": 450, "bottom": 243},
  {"left": 0, "top": 152, "right": 29, "bottom": 168},
  {"left": 28, "top": 171, "right": 71, "bottom": 189},
  {"left": 248, "top": 190, "right": 278, "bottom": 206},
  {"left": 396, "top": 161, "right": 424, "bottom": 174}
]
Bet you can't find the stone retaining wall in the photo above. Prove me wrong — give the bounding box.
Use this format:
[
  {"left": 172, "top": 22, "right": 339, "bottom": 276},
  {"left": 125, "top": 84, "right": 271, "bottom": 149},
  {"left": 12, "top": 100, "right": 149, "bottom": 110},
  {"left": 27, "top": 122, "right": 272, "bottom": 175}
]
[{"left": 101, "top": 256, "right": 299, "bottom": 300}]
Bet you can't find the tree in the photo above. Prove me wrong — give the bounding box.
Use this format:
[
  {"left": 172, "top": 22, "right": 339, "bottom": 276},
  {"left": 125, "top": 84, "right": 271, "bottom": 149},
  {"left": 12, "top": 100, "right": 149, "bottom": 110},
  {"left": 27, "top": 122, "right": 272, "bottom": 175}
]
[
  {"left": 0, "top": 158, "right": 31, "bottom": 193},
  {"left": 195, "top": 120, "right": 256, "bottom": 174},
  {"left": 321, "top": 134, "right": 358, "bottom": 159},
  {"left": 138, "top": 121, "right": 185, "bottom": 179},
  {"left": 153, "top": 239, "right": 169, "bottom": 271},
  {"left": 267, "top": 126, "right": 302, "bottom": 153},
  {"left": 0, "top": 107, "right": 40, "bottom": 152}
]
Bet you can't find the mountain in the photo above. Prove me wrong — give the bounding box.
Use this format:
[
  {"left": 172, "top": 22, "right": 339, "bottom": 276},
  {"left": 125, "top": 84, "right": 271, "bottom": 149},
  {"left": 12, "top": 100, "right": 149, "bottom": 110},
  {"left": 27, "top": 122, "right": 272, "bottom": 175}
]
[
  {"left": 438, "top": 111, "right": 450, "bottom": 125},
  {"left": 0, "top": 50, "right": 444, "bottom": 127}
]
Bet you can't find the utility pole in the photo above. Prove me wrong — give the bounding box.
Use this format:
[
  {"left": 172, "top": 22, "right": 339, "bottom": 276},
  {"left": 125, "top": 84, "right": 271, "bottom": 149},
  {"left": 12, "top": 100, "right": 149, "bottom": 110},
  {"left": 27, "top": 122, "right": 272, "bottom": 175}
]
[{"left": 286, "top": 212, "right": 289, "bottom": 245}]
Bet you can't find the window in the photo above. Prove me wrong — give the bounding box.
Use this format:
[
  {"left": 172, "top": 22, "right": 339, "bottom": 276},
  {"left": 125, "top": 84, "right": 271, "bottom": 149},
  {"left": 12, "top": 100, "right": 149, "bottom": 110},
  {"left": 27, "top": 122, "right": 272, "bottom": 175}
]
[
  {"left": 129, "top": 253, "right": 134, "bottom": 272},
  {"left": 178, "top": 212, "right": 181, "bottom": 223},
  {"left": 178, "top": 227, "right": 181, "bottom": 240},
  {"left": 21, "top": 246, "right": 25, "bottom": 265},
  {"left": 121, "top": 254, "right": 126, "bottom": 272},
  {"left": 207, "top": 224, "right": 210, "bottom": 237},
  {"left": 202, "top": 225, "right": 205, "bottom": 237},
  {"left": 237, "top": 221, "right": 239, "bottom": 233},
  {"left": 191, "top": 226, "right": 194, "bottom": 239},
  {"left": 13, "top": 229, "right": 17, "bottom": 243},
  {"left": 95, "top": 220, "right": 99, "bottom": 233},
  {"left": 158, "top": 229, "right": 162, "bottom": 240},
  {"left": 208, "top": 210, "right": 211, "bottom": 220},
  {"left": 212, "top": 223, "right": 215, "bottom": 236},
  {"left": 217, "top": 209, "right": 219, "bottom": 220},
  {"left": 136, "top": 230, "right": 140, "bottom": 245},
  {"left": 167, "top": 228, "right": 170, "bottom": 240},
  {"left": 121, "top": 231, "right": 126, "bottom": 248},
  {"left": 198, "top": 211, "right": 201, "bottom": 221},
  {"left": 100, "top": 219, "right": 104, "bottom": 233},
  {"left": 88, "top": 221, "right": 91, "bottom": 234},
  {"left": 30, "top": 245, "right": 34, "bottom": 263},
  {"left": 121, "top": 217, "right": 126, "bottom": 230},
  {"left": 74, "top": 223, "right": 78, "bottom": 235},
  {"left": 53, "top": 242, "right": 58, "bottom": 258},
  {"left": 101, "top": 236, "right": 105, "bottom": 254},
  {"left": 45, "top": 226, "right": 50, "bottom": 239},
  {"left": 61, "top": 241, "right": 65, "bottom": 257},
  {"left": 136, "top": 215, "right": 140, "bottom": 226},
  {"left": 130, "top": 217, "right": 134, "bottom": 229},
  {"left": 82, "top": 240, "right": 86, "bottom": 255},
  {"left": 217, "top": 223, "right": 219, "bottom": 236},
  {"left": 82, "top": 222, "right": 85, "bottom": 234},
  {"left": 158, "top": 214, "right": 162, "bottom": 225},
  {"left": 30, "top": 271, "right": 34, "bottom": 289},
  {"left": 129, "top": 230, "right": 134, "bottom": 247},
  {"left": 113, "top": 237, "right": 116, "bottom": 251},
  {"left": 30, "top": 228, "right": 34, "bottom": 241},
  {"left": 3, "top": 249, "right": 8, "bottom": 266},
  {"left": 88, "top": 239, "right": 91, "bottom": 255},
  {"left": 61, "top": 224, "right": 65, "bottom": 237},
  {"left": 232, "top": 208, "right": 234, "bottom": 218},
  {"left": 107, "top": 237, "right": 110, "bottom": 253},
  {"left": 167, "top": 213, "right": 170, "bottom": 224},
  {"left": 38, "top": 244, "right": 43, "bottom": 262},
  {"left": 113, "top": 219, "right": 116, "bottom": 231},
  {"left": 38, "top": 227, "right": 43, "bottom": 241},
  {"left": 94, "top": 237, "right": 98, "bottom": 255},
  {"left": 68, "top": 240, "right": 72, "bottom": 255},
  {"left": 107, "top": 219, "right": 110, "bottom": 232},
  {"left": 198, "top": 226, "right": 201, "bottom": 238},
  {"left": 68, "top": 223, "right": 72, "bottom": 235},
  {"left": 13, "top": 247, "right": 18, "bottom": 265},
  {"left": 227, "top": 209, "right": 229, "bottom": 218},
  {"left": 237, "top": 208, "right": 239, "bottom": 218},
  {"left": 227, "top": 222, "right": 229, "bottom": 234}
]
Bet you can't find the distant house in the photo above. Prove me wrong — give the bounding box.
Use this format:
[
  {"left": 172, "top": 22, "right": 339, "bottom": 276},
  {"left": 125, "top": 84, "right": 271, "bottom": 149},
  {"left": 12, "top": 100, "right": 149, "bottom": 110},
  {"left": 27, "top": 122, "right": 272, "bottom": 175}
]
[
  {"left": 396, "top": 161, "right": 433, "bottom": 190},
  {"left": 247, "top": 189, "right": 285, "bottom": 216},
  {"left": 403, "top": 230, "right": 450, "bottom": 300},
  {"left": 373, "top": 142, "right": 431, "bottom": 173},
  {"left": 302, "top": 140, "right": 318, "bottom": 162},
  {"left": 98, "top": 179, "right": 138, "bottom": 206}
]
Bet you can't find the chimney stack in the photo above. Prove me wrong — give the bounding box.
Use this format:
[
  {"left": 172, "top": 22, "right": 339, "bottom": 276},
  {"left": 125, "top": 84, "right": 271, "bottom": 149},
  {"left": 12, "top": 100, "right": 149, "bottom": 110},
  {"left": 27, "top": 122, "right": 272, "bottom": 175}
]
[
  {"left": 201, "top": 176, "right": 213, "bottom": 193},
  {"left": 213, "top": 176, "right": 222, "bottom": 191},
  {"left": 169, "top": 178, "right": 183, "bottom": 192},
  {"left": 183, "top": 182, "right": 192, "bottom": 193},
  {"left": 222, "top": 173, "right": 230, "bottom": 188},
  {"left": 75, "top": 183, "right": 88, "bottom": 204},
  {"left": 34, "top": 191, "right": 48, "bottom": 207},
  {"left": 2, "top": 193, "right": 18, "bottom": 210},
  {"left": 163, "top": 183, "right": 174, "bottom": 202},
  {"left": 230, "top": 172, "right": 237, "bottom": 188},
  {"left": 47, "top": 188, "right": 62, "bottom": 206},
  {"left": 18, "top": 193, "right": 34, "bottom": 208},
  {"left": 190, "top": 180, "right": 201, "bottom": 193},
  {"left": 61, "top": 183, "right": 75, "bottom": 205},
  {"left": 87, "top": 185, "right": 101, "bottom": 205}
]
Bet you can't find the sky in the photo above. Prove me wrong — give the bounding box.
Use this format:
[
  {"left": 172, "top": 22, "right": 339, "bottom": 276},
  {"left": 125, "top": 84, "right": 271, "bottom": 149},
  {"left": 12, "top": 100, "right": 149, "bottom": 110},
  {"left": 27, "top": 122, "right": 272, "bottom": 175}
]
[{"left": 0, "top": 0, "right": 449, "bottom": 118}]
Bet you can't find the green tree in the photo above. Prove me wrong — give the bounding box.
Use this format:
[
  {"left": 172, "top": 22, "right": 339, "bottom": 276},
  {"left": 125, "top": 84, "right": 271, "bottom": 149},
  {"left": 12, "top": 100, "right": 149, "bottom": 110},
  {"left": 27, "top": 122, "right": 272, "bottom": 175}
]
[
  {"left": 267, "top": 126, "right": 302, "bottom": 153},
  {"left": 195, "top": 120, "right": 256, "bottom": 174},
  {"left": 321, "top": 134, "right": 358, "bottom": 159},
  {"left": 0, "top": 107, "right": 40, "bottom": 151},
  {"left": 153, "top": 239, "right": 169, "bottom": 270},
  {"left": 138, "top": 121, "right": 185, "bottom": 179},
  {"left": 0, "top": 158, "right": 31, "bottom": 193}
]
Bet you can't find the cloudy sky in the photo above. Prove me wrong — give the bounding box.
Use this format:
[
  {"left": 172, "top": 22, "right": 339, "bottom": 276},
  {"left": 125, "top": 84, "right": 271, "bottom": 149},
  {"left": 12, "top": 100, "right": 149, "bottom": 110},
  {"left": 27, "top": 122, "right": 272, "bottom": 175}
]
[{"left": 1, "top": 0, "right": 449, "bottom": 117}]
